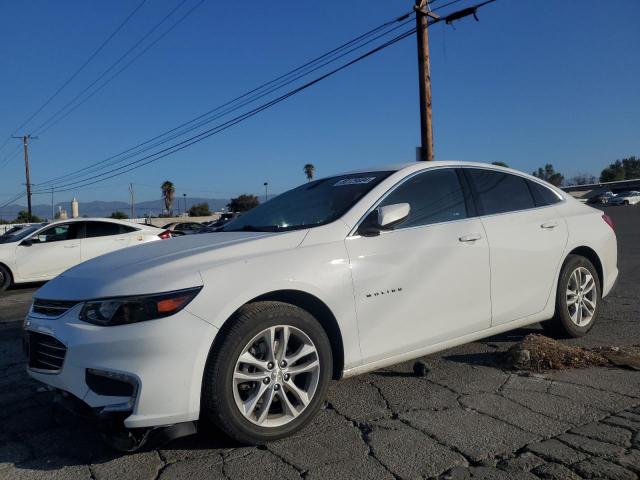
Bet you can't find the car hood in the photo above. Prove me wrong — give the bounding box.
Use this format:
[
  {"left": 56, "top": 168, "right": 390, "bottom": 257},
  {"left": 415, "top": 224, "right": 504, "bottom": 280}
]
[{"left": 35, "top": 230, "right": 308, "bottom": 301}]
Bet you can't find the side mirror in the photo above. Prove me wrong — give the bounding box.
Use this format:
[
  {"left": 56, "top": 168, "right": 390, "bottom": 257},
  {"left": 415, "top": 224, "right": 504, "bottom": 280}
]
[
  {"left": 20, "top": 239, "right": 33, "bottom": 247},
  {"left": 357, "top": 203, "right": 410, "bottom": 237}
]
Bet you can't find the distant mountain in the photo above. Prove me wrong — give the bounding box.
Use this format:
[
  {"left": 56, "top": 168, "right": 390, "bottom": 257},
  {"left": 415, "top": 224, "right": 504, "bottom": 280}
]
[{"left": 0, "top": 197, "right": 230, "bottom": 221}]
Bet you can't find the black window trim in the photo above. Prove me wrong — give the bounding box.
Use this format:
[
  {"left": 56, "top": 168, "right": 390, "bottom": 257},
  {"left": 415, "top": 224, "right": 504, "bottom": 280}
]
[
  {"left": 350, "top": 166, "right": 474, "bottom": 236},
  {"left": 459, "top": 166, "right": 565, "bottom": 218}
]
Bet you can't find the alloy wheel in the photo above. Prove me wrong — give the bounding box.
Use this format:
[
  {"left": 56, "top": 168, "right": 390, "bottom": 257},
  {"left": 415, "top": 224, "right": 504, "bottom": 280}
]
[
  {"left": 566, "top": 266, "right": 597, "bottom": 326},
  {"left": 232, "top": 325, "right": 320, "bottom": 427}
]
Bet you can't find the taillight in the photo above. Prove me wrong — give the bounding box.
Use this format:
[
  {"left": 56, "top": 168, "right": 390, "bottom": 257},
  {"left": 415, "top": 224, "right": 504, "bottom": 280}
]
[
  {"left": 602, "top": 213, "right": 614, "bottom": 230},
  {"left": 158, "top": 230, "right": 172, "bottom": 240}
]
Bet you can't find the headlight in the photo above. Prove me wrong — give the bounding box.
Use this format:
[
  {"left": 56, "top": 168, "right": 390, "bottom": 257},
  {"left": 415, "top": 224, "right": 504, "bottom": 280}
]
[{"left": 79, "top": 287, "right": 202, "bottom": 326}]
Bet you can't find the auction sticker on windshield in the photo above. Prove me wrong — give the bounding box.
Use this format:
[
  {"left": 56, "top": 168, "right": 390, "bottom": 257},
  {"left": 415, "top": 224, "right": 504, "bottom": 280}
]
[{"left": 333, "top": 177, "right": 376, "bottom": 186}]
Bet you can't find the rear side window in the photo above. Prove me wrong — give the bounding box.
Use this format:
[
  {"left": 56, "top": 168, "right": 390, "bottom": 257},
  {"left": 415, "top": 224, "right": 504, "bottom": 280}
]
[
  {"left": 379, "top": 168, "right": 468, "bottom": 228},
  {"left": 527, "top": 180, "right": 563, "bottom": 206},
  {"left": 85, "top": 221, "right": 134, "bottom": 238},
  {"left": 467, "top": 169, "right": 535, "bottom": 215}
]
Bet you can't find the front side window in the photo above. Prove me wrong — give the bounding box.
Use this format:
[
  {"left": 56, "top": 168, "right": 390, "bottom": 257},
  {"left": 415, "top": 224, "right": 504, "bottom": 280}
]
[
  {"left": 31, "top": 223, "right": 80, "bottom": 244},
  {"left": 221, "top": 171, "right": 393, "bottom": 232},
  {"left": 378, "top": 168, "right": 468, "bottom": 228},
  {"left": 467, "top": 169, "right": 535, "bottom": 215}
]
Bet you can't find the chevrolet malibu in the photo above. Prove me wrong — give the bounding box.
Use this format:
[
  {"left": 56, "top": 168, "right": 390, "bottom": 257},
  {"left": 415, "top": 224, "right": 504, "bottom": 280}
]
[{"left": 24, "top": 162, "right": 617, "bottom": 449}]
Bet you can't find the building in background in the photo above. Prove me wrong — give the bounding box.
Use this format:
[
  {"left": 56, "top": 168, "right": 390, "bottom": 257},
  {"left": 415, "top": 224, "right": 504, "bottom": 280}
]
[{"left": 71, "top": 198, "right": 79, "bottom": 218}]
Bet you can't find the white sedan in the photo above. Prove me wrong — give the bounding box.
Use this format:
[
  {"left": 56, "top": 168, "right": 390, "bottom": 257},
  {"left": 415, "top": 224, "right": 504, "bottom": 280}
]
[
  {"left": 610, "top": 191, "right": 640, "bottom": 206},
  {"left": 24, "top": 162, "right": 617, "bottom": 449},
  {"left": 0, "top": 218, "right": 167, "bottom": 290}
]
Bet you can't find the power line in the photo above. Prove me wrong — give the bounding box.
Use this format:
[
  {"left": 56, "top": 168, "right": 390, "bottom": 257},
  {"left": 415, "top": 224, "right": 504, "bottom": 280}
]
[
  {"left": 26, "top": 0, "right": 496, "bottom": 196},
  {"left": 34, "top": 11, "right": 416, "bottom": 189},
  {"left": 0, "top": 145, "right": 22, "bottom": 169},
  {"left": 36, "top": 26, "right": 419, "bottom": 194},
  {"left": 0, "top": 0, "right": 147, "bottom": 155},
  {"left": 30, "top": 0, "right": 201, "bottom": 136}
]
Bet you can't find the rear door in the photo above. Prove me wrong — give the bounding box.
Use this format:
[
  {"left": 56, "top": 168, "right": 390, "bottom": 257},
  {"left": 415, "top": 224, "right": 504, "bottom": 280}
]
[
  {"left": 464, "top": 168, "right": 568, "bottom": 325},
  {"left": 80, "top": 221, "right": 138, "bottom": 261},
  {"left": 15, "top": 223, "right": 82, "bottom": 280}
]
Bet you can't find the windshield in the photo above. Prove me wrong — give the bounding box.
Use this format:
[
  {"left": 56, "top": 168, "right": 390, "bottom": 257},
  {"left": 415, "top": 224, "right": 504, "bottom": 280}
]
[
  {"left": 221, "top": 171, "right": 393, "bottom": 232},
  {"left": 0, "top": 224, "right": 47, "bottom": 243}
]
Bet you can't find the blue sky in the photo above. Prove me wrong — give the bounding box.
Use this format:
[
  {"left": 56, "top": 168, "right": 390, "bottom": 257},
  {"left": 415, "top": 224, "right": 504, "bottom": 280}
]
[{"left": 1, "top": 0, "right": 638, "bottom": 206}]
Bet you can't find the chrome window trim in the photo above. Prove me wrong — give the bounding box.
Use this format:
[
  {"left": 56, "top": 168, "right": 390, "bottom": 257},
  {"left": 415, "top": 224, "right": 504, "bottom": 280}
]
[{"left": 348, "top": 165, "right": 566, "bottom": 237}]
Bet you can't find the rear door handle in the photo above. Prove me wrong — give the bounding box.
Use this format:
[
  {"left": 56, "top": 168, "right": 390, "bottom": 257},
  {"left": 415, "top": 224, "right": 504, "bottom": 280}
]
[
  {"left": 541, "top": 221, "right": 559, "bottom": 229},
  {"left": 459, "top": 233, "right": 483, "bottom": 242}
]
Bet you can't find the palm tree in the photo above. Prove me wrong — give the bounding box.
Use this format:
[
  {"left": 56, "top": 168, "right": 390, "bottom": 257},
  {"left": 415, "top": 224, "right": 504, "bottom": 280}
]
[
  {"left": 303, "top": 163, "right": 315, "bottom": 182},
  {"left": 161, "top": 181, "right": 175, "bottom": 216}
]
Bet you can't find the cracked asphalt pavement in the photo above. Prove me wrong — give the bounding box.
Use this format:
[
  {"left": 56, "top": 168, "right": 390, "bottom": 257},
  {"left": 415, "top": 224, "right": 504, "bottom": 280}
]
[{"left": 1, "top": 206, "right": 638, "bottom": 479}]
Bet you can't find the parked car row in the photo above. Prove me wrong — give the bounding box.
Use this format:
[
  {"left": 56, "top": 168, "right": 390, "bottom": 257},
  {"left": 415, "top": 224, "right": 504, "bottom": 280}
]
[
  {"left": 162, "top": 214, "right": 239, "bottom": 236},
  {"left": 588, "top": 190, "right": 640, "bottom": 205}
]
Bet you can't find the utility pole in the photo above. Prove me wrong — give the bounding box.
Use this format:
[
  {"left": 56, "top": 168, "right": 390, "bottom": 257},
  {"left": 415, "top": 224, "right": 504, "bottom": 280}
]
[
  {"left": 414, "top": 0, "right": 436, "bottom": 161},
  {"left": 12, "top": 134, "right": 37, "bottom": 221},
  {"left": 264, "top": 182, "right": 269, "bottom": 202},
  {"left": 51, "top": 187, "right": 55, "bottom": 220},
  {"left": 129, "top": 183, "right": 135, "bottom": 219},
  {"left": 183, "top": 193, "right": 187, "bottom": 216}
]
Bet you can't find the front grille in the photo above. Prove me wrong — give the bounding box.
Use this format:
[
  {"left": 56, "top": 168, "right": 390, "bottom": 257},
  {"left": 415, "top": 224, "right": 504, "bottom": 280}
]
[
  {"left": 27, "top": 331, "right": 67, "bottom": 373},
  {"left": 32, "top": 299, "right": 78, "bottom": 317}
]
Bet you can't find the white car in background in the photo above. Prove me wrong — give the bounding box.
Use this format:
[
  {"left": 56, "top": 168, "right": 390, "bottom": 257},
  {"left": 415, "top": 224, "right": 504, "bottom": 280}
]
[
  {"left": 0, "top": 218, "right": 168, "bottom": 290},
  {"left": 24, "top": 162, "right": 617, "bottom": 450},
  {"left": 609, "top": 191, "right": 640, "bottom": 206}
]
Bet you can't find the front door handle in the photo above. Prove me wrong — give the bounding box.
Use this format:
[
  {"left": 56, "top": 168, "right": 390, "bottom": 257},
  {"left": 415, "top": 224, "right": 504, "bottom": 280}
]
[
  {"left": 459, "top": 233, "right": 482, "bottom": 242},
  {"left": 64, "top": 244, "right": 79, "bottom": 248},
  {"left": 541, "top": 221, "right": 559, "bottom": 229}
]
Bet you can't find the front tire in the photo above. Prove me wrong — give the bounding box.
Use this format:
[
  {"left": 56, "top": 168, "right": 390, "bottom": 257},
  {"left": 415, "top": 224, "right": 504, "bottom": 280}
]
[
  {"left": 0, "top": 265, "right": 11, "bottom": 292},
  {"left": 202, "top": 301, "right": 332, "bottom": 444},
  {"left": 543, "top": 254, "right": 601, "bottom": 338}
]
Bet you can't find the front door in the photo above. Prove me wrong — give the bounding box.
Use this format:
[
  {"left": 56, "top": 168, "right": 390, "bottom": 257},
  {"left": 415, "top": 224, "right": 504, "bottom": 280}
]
[
  {"left": 16, "top": 223, "right": 82, "bottom": 281},
  {"left": 346, "top": 168, "right": 492, "bottom": 365}
]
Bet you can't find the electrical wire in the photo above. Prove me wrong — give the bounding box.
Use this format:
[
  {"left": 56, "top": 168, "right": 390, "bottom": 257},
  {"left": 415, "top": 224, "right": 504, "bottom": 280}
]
[
  {"left": 34, "top": 11, "right": 416, "bottom": 188},
  {"left": 36, "top": 26, "right": 419, "bottom": 193},
  {"left": 30, "top": 0, "right": 199, "bottom": 136},
  {"left": 0, "top": 0, "right": 147, "bottom": 155},
  {"left": 29, "top": 0, "right": 496, "bottom": 195}
]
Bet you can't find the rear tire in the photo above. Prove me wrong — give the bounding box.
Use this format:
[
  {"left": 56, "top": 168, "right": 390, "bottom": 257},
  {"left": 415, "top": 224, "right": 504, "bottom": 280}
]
[
  {"left": 542, "top": 254, "right": 600, "bottom": 338},
  {"left": 0, "top": 265, "right": 11, "bottom": 292},
  {"left": 202, "top": 301, "right": 332, "bottom": 444}
]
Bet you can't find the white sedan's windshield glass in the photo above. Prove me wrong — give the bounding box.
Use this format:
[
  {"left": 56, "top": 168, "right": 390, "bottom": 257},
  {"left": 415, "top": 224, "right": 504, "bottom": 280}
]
[
  {"left": 222, "top": 171, "right": 393, "bottom": 232},
  {"left": 0, "top": 224, "right": 46, "bottom": 243}
]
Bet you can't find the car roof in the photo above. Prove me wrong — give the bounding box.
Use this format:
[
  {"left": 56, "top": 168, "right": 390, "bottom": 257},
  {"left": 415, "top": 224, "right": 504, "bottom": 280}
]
[
  {"left": 336, "top": 160, "right": 519, "bottom": 175},
  {"left": 42, "top": 217, "right": 158, "bottom": 230}
]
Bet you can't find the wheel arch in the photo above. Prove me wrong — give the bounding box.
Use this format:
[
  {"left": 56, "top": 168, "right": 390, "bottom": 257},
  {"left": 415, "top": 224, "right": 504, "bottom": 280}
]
[
  {"left": 0, "top": 261, "right": 14, "bottom": 286},
  {"left": 566, "top": 246, "right": 603, "bottom": 290},
  {"left": 213, "top": 289, "right": 345, "bottom": 380}
]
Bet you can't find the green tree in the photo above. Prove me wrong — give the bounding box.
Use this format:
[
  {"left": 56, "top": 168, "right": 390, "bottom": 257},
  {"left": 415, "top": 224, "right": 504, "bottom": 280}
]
[
  {"left": 227, "top": 194, "right": 259, "bottom": 213},
  {"left": 161, "top": 181, "right": 176, "bottom": 216},
  {"left": 566, "top": 173, "right": 596, "bottom": 186},
  {"left": 15, "top": 210, "right": 42, "bottom": 223},
  {"left": 532, "top": 163, "right": 564, "bottom": 187},
  {"left": 491, "top": 161, "right": 509, "bottom": 168},
  {"left": 303, "top": 163, "right": 315, "bottom": 181},
  {"left": 188, "top": 202, "right": 211, "bottom": 216},
  {"left": 110, "top": 211, "right": 129, "bottom": 219},
  {"left": 599, "top": 156, "right": 639, "bottom": 183}
]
